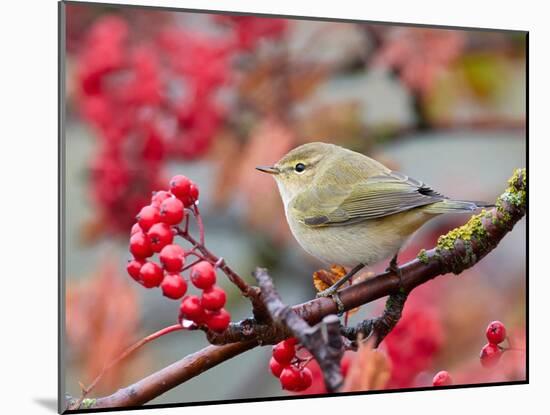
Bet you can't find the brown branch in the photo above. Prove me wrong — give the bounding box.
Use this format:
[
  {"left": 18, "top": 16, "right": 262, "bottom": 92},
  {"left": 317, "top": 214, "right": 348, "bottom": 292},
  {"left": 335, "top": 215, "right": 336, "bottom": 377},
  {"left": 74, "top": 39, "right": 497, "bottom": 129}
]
[
  {"left": 66, "top": 342, "right": 258, "bottom": 411},
  {"left": 67, "top": 168, "right": 526, "bottom": 411}
]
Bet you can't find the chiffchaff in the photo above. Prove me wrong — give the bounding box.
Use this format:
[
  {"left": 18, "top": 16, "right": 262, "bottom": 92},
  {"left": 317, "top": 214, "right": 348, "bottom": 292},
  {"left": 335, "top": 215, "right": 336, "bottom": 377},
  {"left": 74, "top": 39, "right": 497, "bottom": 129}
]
[{"left": 256, "top": 142, "right": 491, "bottom": 300}]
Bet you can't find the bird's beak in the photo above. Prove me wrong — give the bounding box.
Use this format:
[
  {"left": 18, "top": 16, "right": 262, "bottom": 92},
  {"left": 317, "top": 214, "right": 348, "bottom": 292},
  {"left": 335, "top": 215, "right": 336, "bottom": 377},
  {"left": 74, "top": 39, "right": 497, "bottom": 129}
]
[{"left": 255, "top": 165, "right": 280, "bottom": 175}]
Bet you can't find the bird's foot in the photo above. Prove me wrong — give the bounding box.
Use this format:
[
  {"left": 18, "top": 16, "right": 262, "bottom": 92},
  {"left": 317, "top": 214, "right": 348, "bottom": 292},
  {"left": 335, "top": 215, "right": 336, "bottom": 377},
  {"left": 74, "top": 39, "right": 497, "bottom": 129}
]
[
  {"left": 316, "top": 284, "right": 339, "bottom": 298},
  {"left": 315, "top": 263, "right": 366, "bottom": 315},
  {"left": 316, "top": 288, "right": 346, "bottom": 316},
  {"left": 386, "top": 254, "right": 405, "bottom": 292}
]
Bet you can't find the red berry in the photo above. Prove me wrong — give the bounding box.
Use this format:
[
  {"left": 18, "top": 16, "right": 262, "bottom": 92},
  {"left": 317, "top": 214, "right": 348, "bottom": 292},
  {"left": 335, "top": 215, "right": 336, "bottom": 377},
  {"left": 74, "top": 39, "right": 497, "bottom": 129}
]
[
  {"left": 139, "top": 262, "right": 164, "bottom": 288},
  {"left": 269, "top": 356, "right": 285, "bottom": 378},
  {"left": 298, "top": 367, "right": 313, "bottom": 390},
  {"left": 205, "top": 308, "right": 231, "bottom": 333},
  {"left": 201, "top": 285, "right": 226, "bottom": 311},
  {"left": 126, "top": 258, "right": 145, "bottom": 281},
  {"left": 180, "top": 295, "right": 206, "bottom": 322},
  {"left": 432, "top": 370, "right": 453, "bottom": 386},
  {"left": 272, "top": 341, "right": 296, "bottom": 365},
  {"left": 486, "top": 321, "right": 507, "bottom": 345},
  {"left": 279, "top": 367, "right": 302, "bottom": 391},
  {"left": 159, "top": 197, "right": 184, "bottom": 225},
  {"left": 147, "top": 222, "right": 174, "bottom": 252},
  {"left": 480, "top": 343, "right": 502, "bottom": 368},
  {"left": 161, "top": 273, "right": 188, "bottom": 299},
  {"left": 151, "top": 190, "right": 172, "bottom": 207},
  {"left": 130, "top": 222, "right": 142, "bottom": 236},
  {"left": 129, "top": 232, "right": 153, "bottom": 258},
  {"left": 283, "top": 337, "right": 298, "bottom": 347},
  {"left": 169, "top": 175, "right": 192, "bottom": 202},
  {"left": 136, "top": 205, "right": 160, "bottom": 231},
  {"left": 159, "top": 244, "right": 185, "bottom": 272},
  {"left": 190, "top": 261, "right": 216, "bottom": 289}
]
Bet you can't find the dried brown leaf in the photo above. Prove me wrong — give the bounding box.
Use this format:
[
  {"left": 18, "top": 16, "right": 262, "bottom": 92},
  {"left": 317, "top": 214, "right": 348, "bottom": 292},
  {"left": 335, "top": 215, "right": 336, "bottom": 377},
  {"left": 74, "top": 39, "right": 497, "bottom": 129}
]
[
  {"left": 312, "top": 265, "right": 369, "bottom": 316},
  {"left": 312, "top": 270, "right": 331, "bottom": 292},
  {"left": 312, "top": 264, "right": 347, "bottom": 292},
  {"left": 342, "top": 339, "right": 391, "bottom": 392}
]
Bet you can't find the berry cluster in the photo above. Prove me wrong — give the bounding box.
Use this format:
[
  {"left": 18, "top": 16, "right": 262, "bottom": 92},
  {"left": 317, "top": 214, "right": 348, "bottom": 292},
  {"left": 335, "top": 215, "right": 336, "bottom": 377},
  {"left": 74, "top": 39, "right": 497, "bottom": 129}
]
[
  {"left": 269, "top": 338, "right": 313, "bottom": 392},
  {"left": 480, "top": 320, "right": 507, "bottom": 368},
  {"left": 126, "top": 174, "right": 230, "bottom": 333},
  {"left": 432, "top": 370, "right": 453, "bottom": 386},
  {"left": 179, "top": 262, "right": 231, "bottom": 333}
]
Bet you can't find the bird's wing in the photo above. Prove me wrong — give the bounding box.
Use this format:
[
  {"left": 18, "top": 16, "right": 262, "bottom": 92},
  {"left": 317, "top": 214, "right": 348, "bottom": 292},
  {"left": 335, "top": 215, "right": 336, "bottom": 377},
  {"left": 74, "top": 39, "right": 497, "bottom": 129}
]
[{"left": 290, "top": 171, "right": 447, "bottom": 227}]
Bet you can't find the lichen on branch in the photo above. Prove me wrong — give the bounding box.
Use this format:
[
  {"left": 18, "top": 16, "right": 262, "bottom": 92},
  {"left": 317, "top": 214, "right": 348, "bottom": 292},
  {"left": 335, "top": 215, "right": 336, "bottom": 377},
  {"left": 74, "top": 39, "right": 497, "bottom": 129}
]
[{"left": 432, "top": 168, "right": 526, "bottom": 275}]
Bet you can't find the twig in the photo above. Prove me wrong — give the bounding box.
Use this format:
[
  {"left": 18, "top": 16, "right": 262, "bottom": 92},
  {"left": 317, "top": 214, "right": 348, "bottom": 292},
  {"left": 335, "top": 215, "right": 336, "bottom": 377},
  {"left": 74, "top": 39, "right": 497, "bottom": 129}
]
[
  {"left": 254, "top": 268, "right": 344, "bottom": 392},
  {"left": 176, "top": 227, "right": 270, "bottom": 322},
  {"left": 191, "top": 204, "right": 205, "bottom": 246},
  {"left": 176, "top": 227, "right": 251, "bottom": 295},
  {"left": 341, "top": 292, "right": 408, "bottom": 348}
]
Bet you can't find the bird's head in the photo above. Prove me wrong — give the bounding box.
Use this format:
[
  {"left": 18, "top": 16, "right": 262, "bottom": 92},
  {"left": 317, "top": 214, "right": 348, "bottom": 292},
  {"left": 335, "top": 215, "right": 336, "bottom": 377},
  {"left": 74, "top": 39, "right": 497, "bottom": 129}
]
[{"left": 256, "top": 142, "right": 338, "bottom": 203}]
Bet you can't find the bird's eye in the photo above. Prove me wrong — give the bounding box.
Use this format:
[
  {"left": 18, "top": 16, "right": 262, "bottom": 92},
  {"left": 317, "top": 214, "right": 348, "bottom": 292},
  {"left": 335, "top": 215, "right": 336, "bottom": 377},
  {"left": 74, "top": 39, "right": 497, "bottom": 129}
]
[{"left": 294, "top": 163, "right": 306, "bottom": 173}]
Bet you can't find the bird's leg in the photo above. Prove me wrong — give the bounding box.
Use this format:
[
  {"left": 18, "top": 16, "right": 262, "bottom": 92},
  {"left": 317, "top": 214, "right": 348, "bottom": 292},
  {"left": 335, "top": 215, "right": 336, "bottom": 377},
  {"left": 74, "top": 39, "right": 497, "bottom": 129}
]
[
  {"left": 316, "top": 263, "right": 366, "bottom": 315},
  {"left": 386, "top": 251, "right": 404, "bottom": 291}
]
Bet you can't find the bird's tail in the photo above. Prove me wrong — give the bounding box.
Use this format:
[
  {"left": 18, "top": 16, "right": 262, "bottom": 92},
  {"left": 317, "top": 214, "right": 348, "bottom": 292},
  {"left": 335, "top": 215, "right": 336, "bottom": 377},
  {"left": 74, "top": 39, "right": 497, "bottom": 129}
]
[{"left": 423, "top": 199, "right": 494, "bottom": 214}]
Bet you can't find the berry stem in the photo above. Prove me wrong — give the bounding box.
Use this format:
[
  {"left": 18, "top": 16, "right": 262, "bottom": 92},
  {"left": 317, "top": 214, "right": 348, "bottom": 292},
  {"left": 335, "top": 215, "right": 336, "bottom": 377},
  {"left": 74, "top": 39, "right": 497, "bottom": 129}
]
[
  {"left": 184, "top": 251, "right": 209, "bottom": 262},
  {"left": 183, "top": 211, "right": 190, "bottom": 235},
  {"left": 295, "top": 356, "right": 314, "bottom": 369},
  {"left": 181, "top": 258, "right": 204, "bottom": 272},
  {"left": 192, "top": 204, "right": 205, "bottom": 246},
  {"left": 176, "top": 227, "right": 253, "bottom": 297}
]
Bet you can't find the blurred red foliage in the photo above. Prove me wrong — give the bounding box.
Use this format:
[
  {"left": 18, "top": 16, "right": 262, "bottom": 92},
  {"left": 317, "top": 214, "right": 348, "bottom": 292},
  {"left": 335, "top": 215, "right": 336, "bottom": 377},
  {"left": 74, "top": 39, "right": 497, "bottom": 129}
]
[
  {"left": 214, "top": 15, "right": 287, "bottom": 50},
  {"left": 74, "top": 14, "right": 288, "bottom": 235},
  {"left": 374, "top": 27, "right": 465, "bottom": 95},
  {"left": 383, "top": 304, "right": 445, "bottom": 388},
  {"left": 66, "top": 262, "right": 143, "bottom": 393}
]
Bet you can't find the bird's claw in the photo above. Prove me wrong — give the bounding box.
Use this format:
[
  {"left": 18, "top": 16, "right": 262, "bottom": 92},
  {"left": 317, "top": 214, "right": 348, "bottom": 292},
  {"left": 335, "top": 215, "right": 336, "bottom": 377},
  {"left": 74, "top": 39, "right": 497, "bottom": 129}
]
[
  {"left": 316, "top": 288, "right": 345, "bottom": 316},
  {"left": 386, "top": 256, "right": 404, "bottom": 291}
]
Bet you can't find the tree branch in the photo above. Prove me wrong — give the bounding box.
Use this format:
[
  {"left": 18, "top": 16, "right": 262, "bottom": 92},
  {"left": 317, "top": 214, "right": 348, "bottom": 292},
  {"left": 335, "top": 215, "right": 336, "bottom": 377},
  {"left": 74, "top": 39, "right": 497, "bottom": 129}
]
[
  {"left": 67, "top": 168, "right": 526, "bottom": 411},
  {"left": 66, "top": 341, "right": 258, "bottom": 411}
]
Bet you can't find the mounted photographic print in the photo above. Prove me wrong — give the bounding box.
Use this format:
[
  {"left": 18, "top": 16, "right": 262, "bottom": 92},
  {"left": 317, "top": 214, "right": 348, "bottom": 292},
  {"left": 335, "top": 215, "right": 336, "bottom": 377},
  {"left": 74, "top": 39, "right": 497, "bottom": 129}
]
[{"left": 59, "top": 1, "right": 527, "bottom": 412}]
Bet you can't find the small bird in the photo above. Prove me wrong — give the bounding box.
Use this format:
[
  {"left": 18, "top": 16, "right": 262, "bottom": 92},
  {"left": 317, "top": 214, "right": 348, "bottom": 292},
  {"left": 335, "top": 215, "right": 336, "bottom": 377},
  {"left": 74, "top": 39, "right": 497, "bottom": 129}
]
[{"left": 256, "top": 142, "right": 491, "bottom": 308}]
